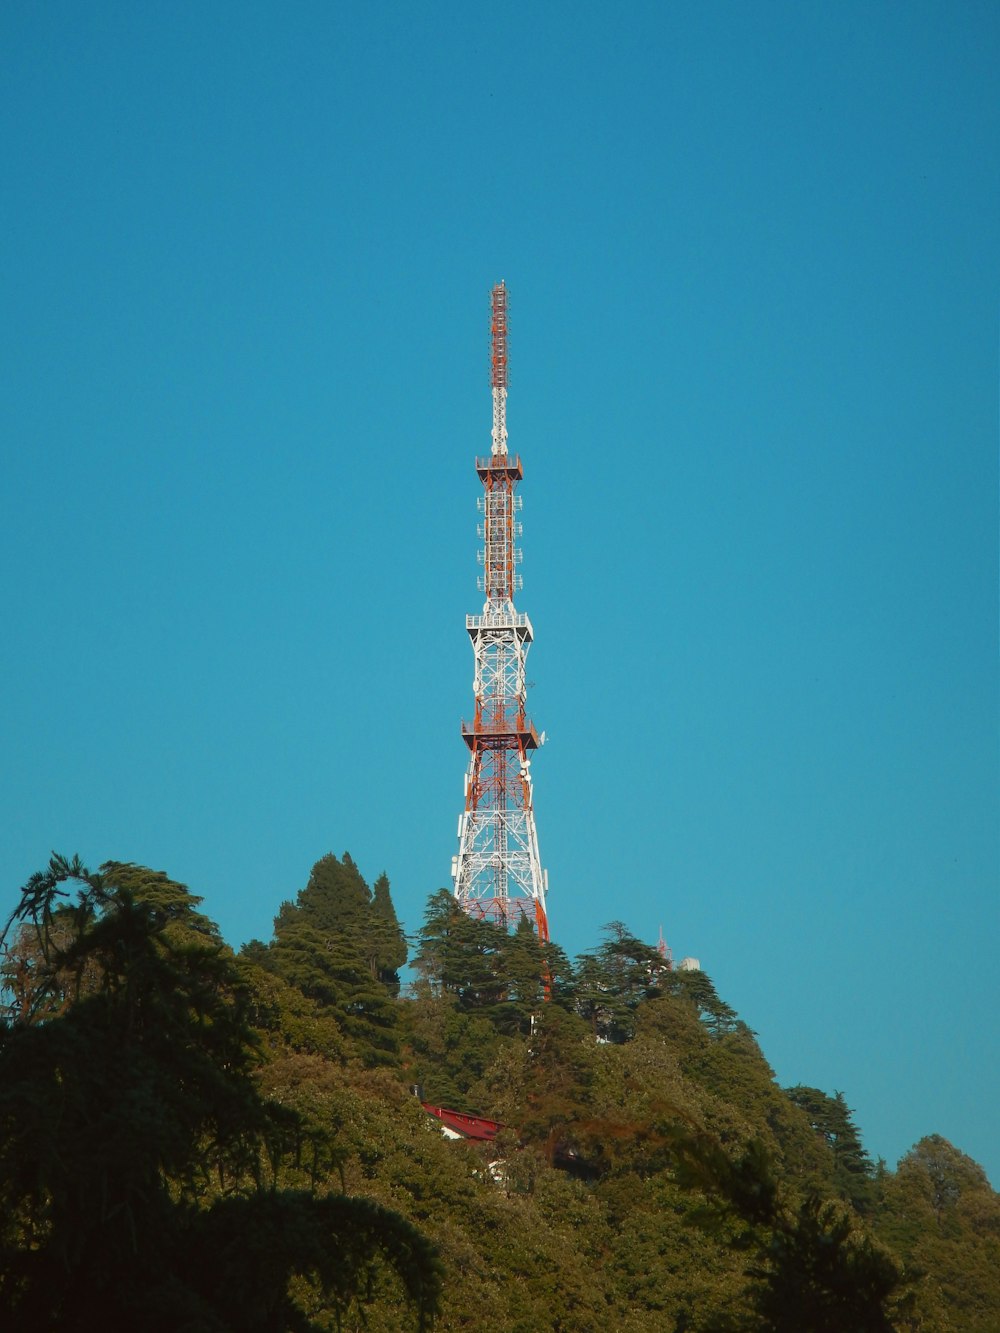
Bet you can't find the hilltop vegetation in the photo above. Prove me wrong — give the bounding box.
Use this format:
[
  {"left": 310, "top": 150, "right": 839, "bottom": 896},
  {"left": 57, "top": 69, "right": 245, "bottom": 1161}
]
[{"left": 1, "top": 852, "right": 997, "bottom": 1331}]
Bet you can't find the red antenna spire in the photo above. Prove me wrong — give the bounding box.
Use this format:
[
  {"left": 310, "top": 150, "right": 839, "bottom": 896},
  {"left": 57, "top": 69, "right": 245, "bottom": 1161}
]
[
  {"left": 490, "top": 281, "right": 508, "bottom": 454},
  {"left": 490, "top": 280, "right": 508, "bottom": 389}
]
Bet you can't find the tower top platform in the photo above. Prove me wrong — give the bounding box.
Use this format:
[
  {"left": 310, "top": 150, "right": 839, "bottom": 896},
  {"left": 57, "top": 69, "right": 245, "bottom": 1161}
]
[
  {"left": 466, "top": 611, "right": 534, "bottom": 638},
  {"left": 476, "top": 454, "right": 523, "bottom": 482}
]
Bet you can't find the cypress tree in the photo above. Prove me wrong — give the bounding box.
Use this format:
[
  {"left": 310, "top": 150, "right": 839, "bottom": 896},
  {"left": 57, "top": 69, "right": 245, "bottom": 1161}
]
[
  {"left": 370, "top": 872, "right": 407, "bottom": 991},
  {"left": 261, "top": 854, "right": 402, "bottom": 1067}
]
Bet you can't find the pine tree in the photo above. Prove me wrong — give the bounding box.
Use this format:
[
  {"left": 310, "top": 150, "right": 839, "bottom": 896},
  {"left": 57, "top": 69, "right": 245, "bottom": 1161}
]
[
  {"left": 253, "top": 854, "right": 403, "bottom": 1067},
  {"left": 786, "top": 1086, "right": 877, "bottom": 1213},
  {"left": 412, "top": 889, "right": 506, "bottom": 1010},
  {"left": 370, "top": 872, "right": 407, "bottom": 991}
]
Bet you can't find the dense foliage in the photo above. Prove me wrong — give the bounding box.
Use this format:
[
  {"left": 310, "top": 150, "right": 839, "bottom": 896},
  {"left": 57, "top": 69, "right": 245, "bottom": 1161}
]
[
  {"left": 2, "top": 851, "right": 997, "bottom": 1331},
  {"left": 0, "top": 856, "right": 437, "bottom": 1332}
]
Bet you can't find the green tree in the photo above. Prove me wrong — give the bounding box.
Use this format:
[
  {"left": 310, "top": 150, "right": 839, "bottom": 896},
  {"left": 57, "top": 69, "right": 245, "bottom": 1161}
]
[
  {"left": 874, "top": 1136, "right": 1000, "bottom": 1331},
  {"left": 253, "top": 854, "right": 404, "bottom": 1067},
  {"left": 572, "top": 922, "right": 665, "bottom": 1043},
  {"left": 674, "top": 1134, "right": 909, "bottom": 1331},
  {"left": 412, "top": 889, "right": 507, "bottom": 1011},
  {"left": 786, "top": 1086, "right": 877, "bottom": 1213},
  {"left": 0, "top": 855, "right": 440, "bottom": 1332},
  {"left": 370, "top": 871, "right": 407, "bottom": 990},
  {"left": 752, "top": 1193, "right": 906, "bottom": 1333}
]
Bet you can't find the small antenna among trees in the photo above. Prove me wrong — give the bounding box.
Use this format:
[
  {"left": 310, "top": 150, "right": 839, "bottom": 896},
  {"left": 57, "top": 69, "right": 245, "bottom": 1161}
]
[{"left": 657, "top": 925, "right": 673, "bottom": 969}]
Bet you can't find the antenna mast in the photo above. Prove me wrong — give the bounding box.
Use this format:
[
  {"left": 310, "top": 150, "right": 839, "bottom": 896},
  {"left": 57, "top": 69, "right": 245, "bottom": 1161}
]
[
  {"left": 451, "top": 283, "right": 549, "bottom": 940},
  {"left": 657, "top": 926, "right": 673, "bottom": 969},
  {"left": 490, "top": 279, "right": 508, "bottom": 455}
]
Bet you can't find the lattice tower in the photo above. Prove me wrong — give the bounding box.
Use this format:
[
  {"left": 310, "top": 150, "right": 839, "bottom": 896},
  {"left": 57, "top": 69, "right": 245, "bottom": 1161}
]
[{"left": 450, "top": 282, "right": 549, "bottom": 941}]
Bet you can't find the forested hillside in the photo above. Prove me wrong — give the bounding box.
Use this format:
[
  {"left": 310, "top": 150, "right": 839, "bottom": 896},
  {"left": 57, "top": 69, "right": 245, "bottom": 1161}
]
[{"left": 2, "top": 852, "right": 997, "bottom": 1331}]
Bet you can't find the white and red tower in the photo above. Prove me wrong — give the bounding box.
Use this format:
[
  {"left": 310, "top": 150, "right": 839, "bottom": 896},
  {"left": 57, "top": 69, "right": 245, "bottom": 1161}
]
[{"left": 451, "top": 283, "right": 549, "bottom": 941}]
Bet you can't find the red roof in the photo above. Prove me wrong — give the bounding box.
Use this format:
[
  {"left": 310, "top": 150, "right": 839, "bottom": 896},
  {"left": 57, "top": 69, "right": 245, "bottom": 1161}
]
[{"left": 421, "top": 1103, "right": 503, "bottom": 1142}]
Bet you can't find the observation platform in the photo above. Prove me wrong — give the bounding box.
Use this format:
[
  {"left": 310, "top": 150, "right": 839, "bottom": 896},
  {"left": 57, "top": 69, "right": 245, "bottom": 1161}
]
[
  {"left": 476, "top": 453, "right": 523, "bottom": 482},
  {"left": 461, "top": 716, "right": 541, "bottom": 750},
  {"left": 466, "top": 611, "right": 533, "bottom": 639}
]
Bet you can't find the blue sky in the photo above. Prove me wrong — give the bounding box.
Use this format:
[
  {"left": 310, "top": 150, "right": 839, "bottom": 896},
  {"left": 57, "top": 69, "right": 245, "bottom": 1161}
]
[{"left": 2, "top": 2, "right": 997, "bottom": 1183}]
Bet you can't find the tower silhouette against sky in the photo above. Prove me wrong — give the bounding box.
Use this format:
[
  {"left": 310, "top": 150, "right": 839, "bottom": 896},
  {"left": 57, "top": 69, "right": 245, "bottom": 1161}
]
[{"left": 450, "top": 283, "right": 549, "bottom": 941}]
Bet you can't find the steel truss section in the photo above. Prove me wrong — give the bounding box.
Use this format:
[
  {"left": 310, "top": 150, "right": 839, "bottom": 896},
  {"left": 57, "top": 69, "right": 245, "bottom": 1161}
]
[{"left": 451, "top": 282, "right": 548, "bottom": 941}]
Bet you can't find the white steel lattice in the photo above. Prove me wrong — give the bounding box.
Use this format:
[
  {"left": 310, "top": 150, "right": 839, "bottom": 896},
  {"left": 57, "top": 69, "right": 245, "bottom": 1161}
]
[{"left": 450, "top": 283, "right": 549, "bottom": 940}]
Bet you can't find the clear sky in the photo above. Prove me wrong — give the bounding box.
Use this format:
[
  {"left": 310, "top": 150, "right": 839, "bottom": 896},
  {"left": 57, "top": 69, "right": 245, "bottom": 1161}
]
[{"left": 2, "top": 2, "right": 997, "bottom": 1184}]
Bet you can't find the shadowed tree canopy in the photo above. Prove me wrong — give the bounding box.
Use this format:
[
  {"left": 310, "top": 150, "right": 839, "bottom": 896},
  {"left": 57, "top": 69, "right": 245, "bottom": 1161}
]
[
  {"left": 672, "top": 1135, "right": 908, "bottom": 1332},
  {"left": 573, "top": 922, "right": 670, "bottom": 1043},
  {"left": 0, "top": 855, "right": 440, "bottom": 1332},
  {"left": 4, "top": 857, "right": 997, "bottom": 1331},
  {"left": 412, "top": 889, "right": 507, "bottom": 1010},
  {"left": 412, "top": 889, "right": 574, "bottom": 1029},
  {"left": 246, "top": 853, "right": 407, "bottom": 1067},
  {"left": 786, "top": 1085, "right": 877, "bottom": 1213}
]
